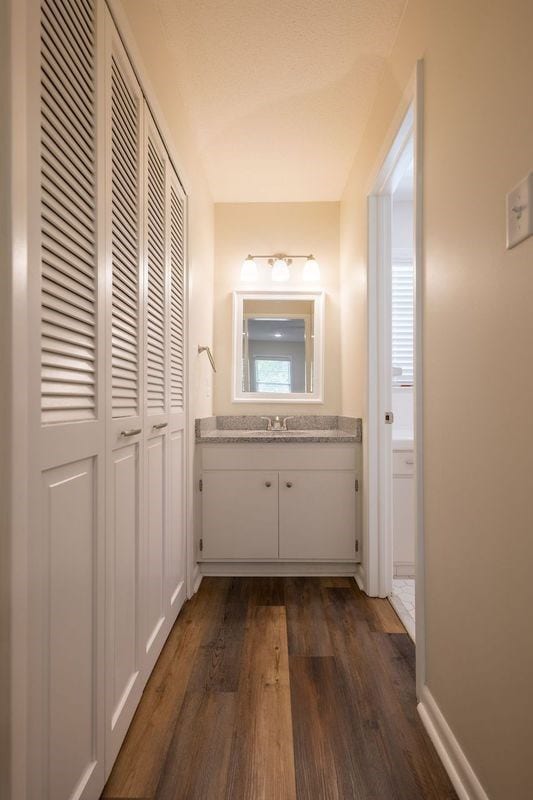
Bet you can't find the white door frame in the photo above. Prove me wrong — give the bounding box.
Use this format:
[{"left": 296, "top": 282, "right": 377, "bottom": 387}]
[{"left": 365, "top": 61, "right": 425, "bottom": 697}]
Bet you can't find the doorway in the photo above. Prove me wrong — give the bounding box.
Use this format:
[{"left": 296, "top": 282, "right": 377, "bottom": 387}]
[
  {"left": 365, "top": 62, "right": 425, "bottom": 694},
  {"left": 388, "top": 147, "right": 416, "bottom": 640}
]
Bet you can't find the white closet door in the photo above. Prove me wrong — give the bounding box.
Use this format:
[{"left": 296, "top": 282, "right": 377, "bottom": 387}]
[
  {"left": 141, "top": 112, "right": 171, "bottom": 674},
  {"left": 166, "top": 171, "right": 187, "bottom": 618},
  {"left": 31, "top": 0, "right": 105, "bottom": 797},
  {"left": 104, "top": 13, "right": 145, "bottom": 770}
]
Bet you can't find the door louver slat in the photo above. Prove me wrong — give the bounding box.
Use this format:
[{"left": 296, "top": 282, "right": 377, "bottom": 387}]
[
  {"left": 111, "top": 56, "right": 140, "bottom": 419},
  {"left": 40, "top": 0, "right": 96, "bottom": 424},
  {"left": 145, "top": 137, "right": 166, "bottom": 414},
  {"left": 170, "top": 185, "right": 185, "bottom": 412}
]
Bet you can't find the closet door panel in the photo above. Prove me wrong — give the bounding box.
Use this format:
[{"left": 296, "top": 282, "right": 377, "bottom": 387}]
[
  {"left": 145, "top": 127, "right": 167, "bottom": 419},
  {"left": 110, "top": 444, "right": 139, "bottom": 701},
  {"left": 104, "top": 14, "right": 144, "bottom": 769},
  {"left": 141, "top": 114, "right": 170, "bottom": 671},
  {"left": 144, "top": 434, "right": 166, "bottom": 664},
  {"left": 44, "top": 459, "right": 99, "bottom": 800},
  {"left": 30, "top": 0, "right": 106, "bottom": 797},
  {"left": 167, "top": 429, "right": 186, "bottom": 610},
  {"left": 166, "top": 173, "right": 187, "bottom": 617}
]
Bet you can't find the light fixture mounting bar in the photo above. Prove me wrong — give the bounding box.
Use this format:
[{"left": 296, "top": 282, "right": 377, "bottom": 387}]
[{"left": 247, "top": 253, "right": 314, "bottom": 259}]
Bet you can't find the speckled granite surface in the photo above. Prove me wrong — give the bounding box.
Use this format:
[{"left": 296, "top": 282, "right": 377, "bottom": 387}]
[{"left": 195, "top": 415, "right": 362, "bottom": 444}]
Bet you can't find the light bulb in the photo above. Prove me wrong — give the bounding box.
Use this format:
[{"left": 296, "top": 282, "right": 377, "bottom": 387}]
[
  {"left": 303, "top": 256, "right": 320, "bottom": 282},
  {"left": 271, "top": 258, "right": 290, "bottom": 282},
  {"left": 240, "top": 255, "right": 258, "bottom": 281}
]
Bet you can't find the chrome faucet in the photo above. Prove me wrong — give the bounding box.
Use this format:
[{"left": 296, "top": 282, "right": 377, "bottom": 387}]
[{"left": 261, "top": 415, "right": 294, "bottom": 431}]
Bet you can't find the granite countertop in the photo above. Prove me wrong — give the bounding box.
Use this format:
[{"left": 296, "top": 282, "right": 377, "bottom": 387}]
[{"left": 196, "top": 415, "right": 362, "bottom": 444}]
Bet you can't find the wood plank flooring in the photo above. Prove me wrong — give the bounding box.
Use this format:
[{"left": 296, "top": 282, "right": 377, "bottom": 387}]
[{"left": 102, "top": 577, "right": 457, "bottom": 800}]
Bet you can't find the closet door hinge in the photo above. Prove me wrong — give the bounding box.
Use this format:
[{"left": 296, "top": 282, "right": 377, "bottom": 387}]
[
  {"left": 354, "top": 479, "right": 359, "bottom": 492},
  {"left": 355, "top": 539, "right": 359, "bottom": 553},
  {"left": 199, "top": 538, "right": 203, "bottom": 552},
  {"left": 199, "top": 478, "right": 203, "bottom": 492}
]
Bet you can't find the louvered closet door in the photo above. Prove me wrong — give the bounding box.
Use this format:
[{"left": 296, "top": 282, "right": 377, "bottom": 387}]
[
  {"left": 166, "top": 170, "right": 187, "bottom": 619},
  {"left": 32, "top": 0, "right": 105, "bottom": 798},
  {"left": 104, "top": 13, "right": 145, "bottom": 770},
  {"left": 141, "top": 112, "right": 171, "bottom": 673}
]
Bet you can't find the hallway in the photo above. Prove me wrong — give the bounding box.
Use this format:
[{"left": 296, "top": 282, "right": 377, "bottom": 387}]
[{"left": 102, "top": 577, "right": 457, "bottom": 799}]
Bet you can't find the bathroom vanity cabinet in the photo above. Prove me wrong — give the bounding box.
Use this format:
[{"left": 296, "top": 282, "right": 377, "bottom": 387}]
[
  {"left": 197, "top": 441, "right": 361, "bottom": 573},
  {"left": 393, "top": 446, "right": 415, "bottom": 577}
]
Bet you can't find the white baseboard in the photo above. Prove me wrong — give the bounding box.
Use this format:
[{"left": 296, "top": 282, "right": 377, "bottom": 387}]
[
  {"left": 388, "top": 594, "right": 415, "bottom": 642},
  {"left": 417, "top": 686, "right": 489, "bottom": 800},
  {"left": 200, "top": 561, "right": 357, "bottom": 577},
  {"left": 191, "top": 564, "right": 202, "bottom": 595},
  {"left": 354, "top": 563, "right": 365, "bottom": 591}
]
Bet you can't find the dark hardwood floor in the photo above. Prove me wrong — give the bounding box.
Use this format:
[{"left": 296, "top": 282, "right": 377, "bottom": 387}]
[{"left": 102, "top": 577, "right": 458, "bottom": 800}]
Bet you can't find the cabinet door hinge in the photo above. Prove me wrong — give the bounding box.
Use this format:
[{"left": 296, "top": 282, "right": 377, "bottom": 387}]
[
  {"left": 199, "top": 538, "right": 203, "bottom": 552},
  {"left": 355, "top": 539, "right": 359, "bottom": 553},
  {"left": 354, "top": 479, "right": 359, "bottom": 492},
  {"left": 199, "top": 478, "right": 203, "bottom": 492}
]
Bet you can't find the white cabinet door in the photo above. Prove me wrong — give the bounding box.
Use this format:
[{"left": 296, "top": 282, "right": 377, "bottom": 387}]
[
  {"left": 31, "top": 1, "right": 105, "bottom": 796},
  {"left": 140, "top": 111, "right": 188, "bottom": 676},
  {"left": 202, "top": 471, "right": 279, "bottom": 559},
  {"left": 166, "top": 172, "right": 187, "bottom": 620},
  {"left": 393, "top": 476, "right": 415, "bottom": 568},
  {"left": 279, "top": 471, "right": 356, "bottom": 560},
  {"left": 104, "top": 17, "right": 145, "bottom": 769},
  {"left": 142, "top": 113, "right": 170, "bottom": 674}
]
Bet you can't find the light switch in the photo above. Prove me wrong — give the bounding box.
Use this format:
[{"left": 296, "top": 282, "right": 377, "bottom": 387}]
[{"left": 506, "top": 172, "right": 533, "bottom": 249}]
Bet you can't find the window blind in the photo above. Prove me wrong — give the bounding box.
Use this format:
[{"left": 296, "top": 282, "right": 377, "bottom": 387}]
[{"left": 391, "top": 257, "right": 414, "bottom": 386}]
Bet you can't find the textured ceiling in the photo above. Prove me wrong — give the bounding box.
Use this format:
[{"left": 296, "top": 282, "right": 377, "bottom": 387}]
[{"left": 155, "top": 0, "right": 406, "bottom": 202}]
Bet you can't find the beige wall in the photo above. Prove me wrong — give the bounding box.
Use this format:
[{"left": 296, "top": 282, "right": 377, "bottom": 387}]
[
  {"left": 118, "top": 0, "right": 215, "bottom": 423},
  {"left": 340, "top": 1, "right": 533, "bottom": 797},
  {"left": 214, "top": 202, "right": 341, "bottom": 415}
]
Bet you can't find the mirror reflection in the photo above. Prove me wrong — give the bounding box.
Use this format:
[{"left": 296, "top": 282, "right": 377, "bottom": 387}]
[{"left": 242, "top": 300, "right": 314, "bottom": 394}]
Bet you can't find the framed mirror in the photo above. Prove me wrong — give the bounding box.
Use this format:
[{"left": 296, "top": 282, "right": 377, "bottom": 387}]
[{"left": 232, "top": 290, "right": 324, "bottom": 403}]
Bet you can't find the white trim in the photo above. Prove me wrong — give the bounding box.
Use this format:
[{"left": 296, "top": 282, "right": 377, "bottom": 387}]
[
  {"left": 412, "top": 60, "right": 426, "bottom": 698},
  {"left": 418, "top": 686, "right": 490, "bottom": 800},
  {"left": 232, "top": 290, "right": 325, "bottom": 404},
  {"left": 354, "top": 565, "right": 365, "bottom": 591},
  {"left": 201, "top": 561, "right": 357, "bottom": 577},
  {"left": 2, "top": 2, "right": 30, "bottom": 797},
  {"left": 388, "top": 594, "right": 415, "bottom": 641},
  {"left": 191, "top": 563, "right": 202, "bottom": 594},
  {"left": 365, "top": 61, "right": 426, "bottom": 697}
]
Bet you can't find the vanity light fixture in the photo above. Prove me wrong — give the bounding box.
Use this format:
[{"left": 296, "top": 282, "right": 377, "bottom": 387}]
[
  {"left": 271, "top": 257, "right": 290, "bottom": 282},
  {"left": 240, "top": 253, "right": 321, "bottom": 283},
  {"left": 302, "top": 256, "right": 320, "bottom": 282},
  {"left": 240, "top": 255, "right": 259, "bottom": 281}
]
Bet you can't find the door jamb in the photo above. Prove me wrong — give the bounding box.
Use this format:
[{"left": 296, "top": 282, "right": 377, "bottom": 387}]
[{"left": 365, "top": 61, "right": 426, "bottom": 698}]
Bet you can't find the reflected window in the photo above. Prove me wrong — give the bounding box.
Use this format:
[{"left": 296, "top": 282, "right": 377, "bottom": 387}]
[{"left": 254, "top": 357, "right": 292, "bottom": 393}]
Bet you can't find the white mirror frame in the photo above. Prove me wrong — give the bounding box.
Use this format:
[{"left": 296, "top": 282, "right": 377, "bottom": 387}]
[{"left": 232, "top": 290, "right": 325, "bottom": 404}]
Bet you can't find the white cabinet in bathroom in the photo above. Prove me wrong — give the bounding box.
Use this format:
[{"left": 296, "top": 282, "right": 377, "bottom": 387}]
[
  {"left": 393, "top": 448, "right": 415, "bottom": 577},
  {"left": 202, "top": 471, "right": 279, "bottom": 559},
  {"left": 199, "top": 444, "right": 361, "bottom": 571},
  {"left": 279, "top": 471, "right": 357, "bottom": 560}
]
